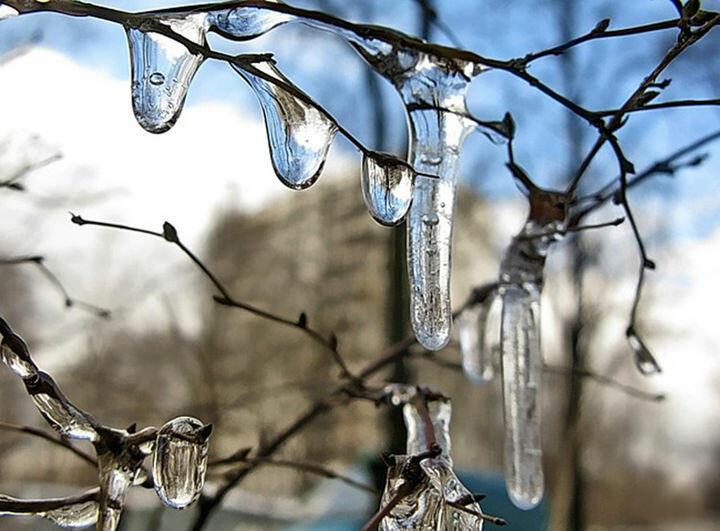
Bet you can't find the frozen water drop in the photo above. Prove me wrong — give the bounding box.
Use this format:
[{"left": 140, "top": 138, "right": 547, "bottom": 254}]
[
  {"left": 421, "top": 213, "right": 439, "bottom": 226},
  {"left": 0, "top": 4, "right": 18, "bottom": 21},
  {"left": 458, "top": 297, "right": 496, "bottom": 386},
  {"left": 232, "top": 61, "right": 337, "bottom": 190},
  {"left": 361, "top": 151, "right": 414, "bottom": 226},
  {"left": 153, "top": 416, "right": 211, "bottom": 509},
  {"left": 627, "top": 329, "right": 661, "bottom": 375},
  {"left": 500, "top": 284, "right": 543, "bottom": 511},
  {"left": 208, "top": 1, "right": 294, "bottom": 40},
  {"left": 126, "top": 13, "right": 207, "bottom": 133}
]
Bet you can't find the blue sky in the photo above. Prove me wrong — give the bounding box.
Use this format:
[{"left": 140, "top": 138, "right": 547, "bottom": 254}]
[{"left": 1, "top": 0, "right": 720, "bottom": 237}]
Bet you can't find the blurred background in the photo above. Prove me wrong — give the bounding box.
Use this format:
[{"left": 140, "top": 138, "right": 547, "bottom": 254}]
[{"left": 1, "top": 0, "right": 720, "bottom": 529}]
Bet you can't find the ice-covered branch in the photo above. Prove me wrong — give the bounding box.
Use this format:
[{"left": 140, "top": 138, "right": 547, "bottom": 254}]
[{"left": 0, "top": 318, "right": 214, "bottom": 529}]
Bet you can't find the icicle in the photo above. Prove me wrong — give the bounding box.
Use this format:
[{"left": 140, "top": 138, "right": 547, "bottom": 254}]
[
  {"left": 207, "top": 1, "right": 294, "bottom": 40},
  {"left": 498, "top": 184, "right": 568, "bottom": 510},
  {"left": 153, "top": 417, "right": 211, "bottom": 510},
  {"left": 0, "top": 4, "right": 19, "bottom": 21},
  {"left": 204, "top": 8, "right": 503, "bottom": 349},
  {"left": 24, "top": 371, "right": 99, "bottom": 442},
  {"left": 0, "top": 492, "right": 99, "bottom": 529},
  {"left": 378, "top": 387, "right": 484, "bottom": 530},
  {"left": 361, "top": 151, "right": 414, "bottom": 226},
  {"left": 126, "top": 14, "right": 207, "bottom": 133},
  {"left": 231, "top": 61, "right": 337, "bottom": 190},
  {"left": 499, "top": 284, "right": 542, "bottom": 510},
  {"left": 458, "top": 294, "right": 496, "bottom": 386},
  {"left": 627, "top": 328, "right": 661, "bottom": 375}
]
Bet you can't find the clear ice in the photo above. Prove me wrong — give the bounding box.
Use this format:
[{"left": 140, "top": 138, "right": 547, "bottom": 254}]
[
  {"left": 126, "top": 13, "right": 207, "bottom": 133},
  {"left": 231, "top": 61, "right": 338, "bottom": 190},
  {"left": 627, "top": 328, "right": 661, "bottom": 375},
  {"left": 207, "top": 0, "right": 293, "bottom": 40},
  {"left": 0, "top": 492, "right": 99, "bottom": 529},
  {"left": 153, "top": 416, "right": 211, "bottom": 509},
  {"left": 361, "top": 151, "right": 414, "bottom": 226},
  {"left": 498, "top": 189, "right": 568, "bottom": 509},
  {"left": 458, "top": 294, "right": 496, "bottom": 386},
  {"left": 200, "top": 5, "right": 489, "bottom": 349},
  {"left": 378, "top": 387, "right": 484, "bottom": 530}
]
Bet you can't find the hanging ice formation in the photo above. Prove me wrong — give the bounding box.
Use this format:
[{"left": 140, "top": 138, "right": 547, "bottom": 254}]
[
  {"left": 0, "top": 318, "right": 212, "bottom": 530},
  {"left": 153, "top": 417, "right": 212, "bottom": 509},
  {"left": 497, "top": 177, "right": 569, "bottom": 510},
  {"left": 194, "top": 1, "right": 500, "bottom": 350},
  {"left": 126, "top": 13, "right": 208, "bottom": 133},
  {"left": 379, "top": 385, "right": 485, "bottom": 530},
  {"left": 361, "top": 151, "right": 415, "bottom": 226},
  {"left": 231, "top": 61, "right": 338, "bottom": 190},
  {"left": 458, "top": 285, "right": 498, "bottom": 386},
  {"left": 0, "top": 491, "right": 99, "bottom": 529}
]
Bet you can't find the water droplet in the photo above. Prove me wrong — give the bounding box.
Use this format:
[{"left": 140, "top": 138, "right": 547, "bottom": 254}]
[
  {"left": 361, "top": 151, "right": 413, "bottom": 226},
  {"left": 232, "top": 61, "right": 337, "bottom": 190},
  {"left": 153, "top": 416, "right": 211, "bottom": 509},
  {"left": 207, "top": 2, "right": 294, "bottom": 40},
  {"left": 149, "top": 72, "right": 166, "bottom": 85},
  {"left": 500, "top": 285, "right": 544, "bottom": 510},
  {"left": 0, "top": 5, "right": 19, "bottom": 21},
  {"left": 126, "top": 14, "right": 207, "bottom": 133},
  {"left": 421, "top": 213, "right": 439, "bottom": 226}
]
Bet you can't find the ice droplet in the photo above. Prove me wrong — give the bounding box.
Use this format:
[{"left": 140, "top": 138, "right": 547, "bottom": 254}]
[
  {"left": 0, "top": 4, "right": 19, "bottom": 21},
  {"left": 126, "top": 14, "right": 207, "bottom": 133},
  {"left": 207, "top": 1, "right": 294, "bottom": 40},
  {"left": 0, "top": 492, "right": 99, "bottom": 529},
  {"left": 379, "top": 393, "right": 484, "bottom": 530},
  {"left": 500, "top": 284, "right": 543, "bottom": 510},
  {"left": 232, "top": 61, "right": 337, "bottom": 190},
  {"left": 361, "top": 151, "right": 414, "bottom": 226},
  {"left": 153, "top": 416, "right": 211, "bottom": 509},
  {"left": 627, "top": 329, "right": 661, "bottom": 375},
  {"left": 458, "top": 296, "right": 497, "bottom": 386}
]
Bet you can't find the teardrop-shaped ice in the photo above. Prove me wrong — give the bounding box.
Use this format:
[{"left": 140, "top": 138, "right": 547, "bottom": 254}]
[
  {"left": 153, "top": 416, "right": 211, "bottom": 509},
  {"left": 458, "top": 296, "right": 496, "bottom": 386},
  {"left": 126, "top": 14, "right": 207, "bottom": 133},
  {"left": 207, "top": 1, "right": 294, "bottom": 40},
  {"left": 0, "top": 492, "right": 98, "bottom": 529},
  {"left": 25, "top": 372, "right": 99, "bottom": 442},
  {"left": 232, "top": 62, "right": 337, "bottom": 190},
  {"left": 500, "top": 284, "right": 543, "bottom": 511},
  {"left": 0, "top": 4, "right": 19, "bottom": 21},
  {"left": 361, "top": 151, "right": 414, "bottom": 226},
  {"left": 627, "top": 329, "right": 661, "bottom": 375}
]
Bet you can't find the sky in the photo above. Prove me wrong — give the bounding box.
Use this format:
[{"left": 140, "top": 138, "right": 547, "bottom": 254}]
[{"left": 1, "top": 0, "right": 720, "bottom": 492}]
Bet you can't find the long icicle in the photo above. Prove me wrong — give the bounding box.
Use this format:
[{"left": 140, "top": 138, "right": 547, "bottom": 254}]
[{"left": 498, "top": 174, "right": 569, "bottom": 510}]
